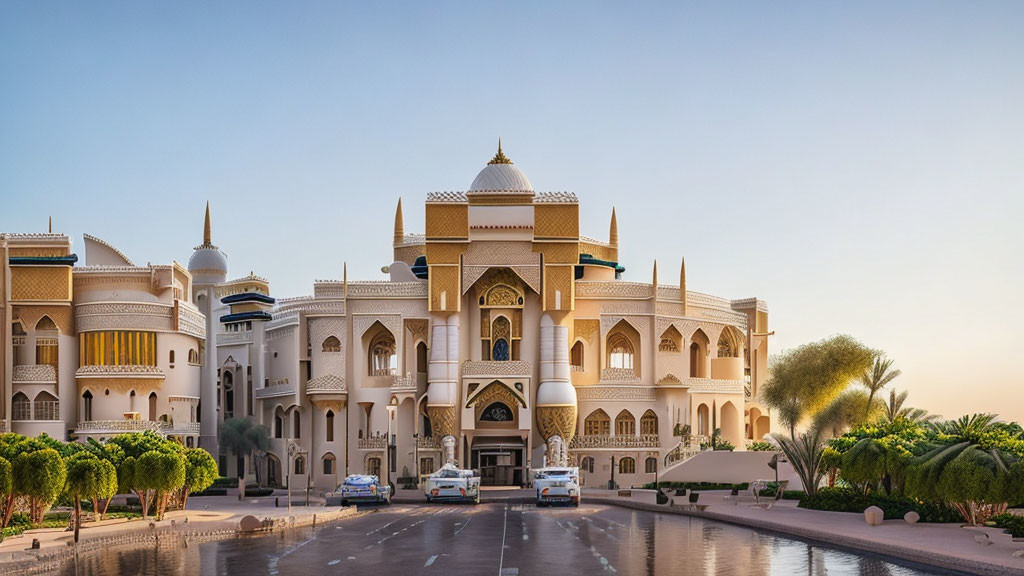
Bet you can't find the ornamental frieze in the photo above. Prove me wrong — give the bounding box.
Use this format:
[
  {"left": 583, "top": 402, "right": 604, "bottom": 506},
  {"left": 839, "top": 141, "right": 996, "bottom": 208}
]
[{"left": 575, "top": 386, "right": 656, "bottom": 400}]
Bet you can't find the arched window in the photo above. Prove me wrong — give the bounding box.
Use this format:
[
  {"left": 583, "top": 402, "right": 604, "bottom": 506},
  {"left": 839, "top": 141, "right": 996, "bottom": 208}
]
[
  {"left": 615, "top": 410, "right": 636, "bottom": 436},
  {"left": 491, "top": 316, "right": 511, "bottom": 361},
  {"left": 584, "top": 409, "right": 611, "bottom": 436},
  {"left": 607, "top": 333, "right": 634, "bottom": 370},
  {"left": 697, "top": 403, "right": 710, "bottom": 436},
  {"left": 188, "top": 349, "right": 200, "bottom": 365},
  {"left": 367, "top": 457, "right": 382, "bottom": 478},
  {"left": 323, "top": 453, "right": 336, "bottom": 475},
  {"left": 369, "top": 331, "right": 396, "bottom": 376},
  {"left": 82, "top": 390, "right": 93, "bottom": 421},
  {"left": 34, "top": 391, "right": 59, "bottom": 421},
  {"left": 148, "top": 392, "right": 157, "bottom": 421},
  {"left": 12, "top": 392, "right": 30, "bottom": 421},
  {"left": 223, "top": 371, "right": 234, "bottom": 419},
  {"left": 322, "top": 336, "right": 341, "bottom": 353},
  {"left": 619, "top": 457, "right": 636, "bottom": 475},
  {"left": 480, "top": 402, "right": 514, "bottom": 422},
  {"left": 690, "top": 329, "right": 709, "bottom": 378},
  {"left": 640, "top": 410, "right": 658, "bottom": 435},
  {"left": 293, "top": 411, "right": 301, "bottom": 438},
  {"left": 274, "top": 408, "right": 284, "bottom": 439},
  {"left": 717, "top": 333, "right": 734, "bottom": 358},
  {"left": 570, "top": 341, "right": 584, "bottom": 371},
  {"left": 294, "top": 456, "right": 305, "bottom": 475},
  {"left": 645, "top": 457, "right": 658, "bottom": 474},
  {"left": 416, "top": 342, "right": 428, "bottom": 373},
  {"left": 326, "top": 410, "right": 335, "bottom": 442},
  {"left": 580, "top": 456, "right": 594, "bottom": 473}
]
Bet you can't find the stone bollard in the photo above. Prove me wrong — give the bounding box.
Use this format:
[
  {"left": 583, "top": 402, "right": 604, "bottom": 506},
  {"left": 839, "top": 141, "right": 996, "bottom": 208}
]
[
  {"left": 903, "top": 511, "right": 920, "bottom": 525},
  {"left": 864, "top": 506, "right": 884, "bottom": 526}
]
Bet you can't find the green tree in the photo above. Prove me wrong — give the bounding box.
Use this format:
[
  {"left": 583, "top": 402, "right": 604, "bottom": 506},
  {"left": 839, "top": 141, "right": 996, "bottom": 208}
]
[
  {"left": 180, "top": 448, "right": 218, "bottom": 509},
  {"left": 772, "top": 430, "right": 828, "bottom": 496},
  {"left": 762, "top": 335, "right": 876, "bottom": 438},
  {"left": 134, "top": 450, "right": 186, "bottom": 520},
  {"left": 82, "top": 439, "right": 125, "bottom": 519},
  {"left": 858, "top": 356, "right": 901, "bottom": 419},
  {"left": 813, "top": 389, "right": 883, "bottom": 439},
  {"left": 14, "top": 448, "right": 67, "bottom": 524},
  {"left": 904, "top": 414, "right": 1024, "bottom": 525},
  {"left": 64, "top": 454, "right": 117, "bottom": 543},
  {"left": 106, "top": 432, "right": 182, "bottom": 518},
  {"left": 0, "top": 456, "right": 11, "bottom": 536},
  {"left": 218, "top": 418, "right": 271, "bottom": 486}
]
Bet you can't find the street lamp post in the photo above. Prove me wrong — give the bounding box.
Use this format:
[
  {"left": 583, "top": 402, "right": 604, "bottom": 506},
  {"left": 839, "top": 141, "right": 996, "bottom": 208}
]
[
  {"left": 286, "top": 441, "right": 299, "bottom": 517},
  {"left": 413, "top": 432, "right": 420, "bottom": 487}
]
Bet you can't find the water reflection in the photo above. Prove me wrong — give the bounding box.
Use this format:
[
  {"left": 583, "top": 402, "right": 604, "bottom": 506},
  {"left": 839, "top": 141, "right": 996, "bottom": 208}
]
[{"left": 55, "top": 507, "right": 956, "bottom": 576}]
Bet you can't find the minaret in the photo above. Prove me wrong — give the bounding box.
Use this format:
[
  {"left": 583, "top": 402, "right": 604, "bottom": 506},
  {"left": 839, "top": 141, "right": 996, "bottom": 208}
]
[
  {"left": 48, "top": 216, "right": 52, "bottom": 233},
  {"left": 609, "top": 207, "right": 618, "bottom": 247},
  {"left": 680, "top": 257, "right": 687, "bottom": 316},
  {"left": 393, "top": 198, "right": 404, "bottom": 246},
  {"left": 652, "top": 260, "right": 658, "bottom": 295}
]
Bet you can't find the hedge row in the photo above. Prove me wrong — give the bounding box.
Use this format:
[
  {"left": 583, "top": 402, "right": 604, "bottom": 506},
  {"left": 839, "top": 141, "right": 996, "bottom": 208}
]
[
  {"left": 991, "top": 514, "right": 1024, "bottom": 538},
  {"left": 798, "top": 487, "right": 961, "bottom": 523}
]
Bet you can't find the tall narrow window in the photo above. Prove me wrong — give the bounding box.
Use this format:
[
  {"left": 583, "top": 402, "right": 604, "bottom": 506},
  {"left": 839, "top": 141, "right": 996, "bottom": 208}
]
[
  {"left": 615, "top": 410, "right": 636, "bottom": 436},
  {"left": 148, "top": 392, "right": 158, "bottom": 421},
  {"left": 570, "top": 341, "right": 584, "bottom": 371},
  {"left": 12, "top": 393, "right": 31, "bottom": 421},
  {"left": 607, "top": 333, "right": 634, "bottom": 370},
  {"left": 369, "top": 331, "right": 396, "bottom": 376},
  {"left": 274, "top": 410, "right": 283, "bottom": 439},
  {"left": 323, "top": 454, "right": 336, "bottom": 475},
  {"left": 169, "top": 350, "right": 175, "bottom": 365},
  {"left": 645, "top": 457, "right": 657, "bottom": 474},
  {"left": 82, "top": 390, "right": 93, "bottom": 421},
  {"left": 619, "top": 457, "right": 636, "bottom": 475},
  {"left": 640, "top": 410, "right": 658, "bottom": 435},
  {"left": 293, "top": 411, "right": 301, "bottom": 438},
  {"left": 326, "top": 410, "right": 335, "bottom": 442}
]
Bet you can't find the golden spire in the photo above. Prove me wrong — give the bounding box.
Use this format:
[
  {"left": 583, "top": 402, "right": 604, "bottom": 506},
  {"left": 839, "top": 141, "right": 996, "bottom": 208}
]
[
  {"left": 393, "top": 197, "right": 404, "bottom": 246},
  {"left": 680, "top": 257, "right": 687, "bottom": 316},
  {"left": 343, "top": 262, "right": 348, "bottom": 299},
  {"left": 652, "top": 260, "right": 658, "bottom": 293},
  {"left": 487, "top": 138, "right": 512, "bottom": 165},
  {"left": 48, "top": 216, "right": 52, "bottom": 234},
  {"left": 203, "top": 201, "right": 212, "bottom": 246},
  {"left": 609, "top": 207, "right": 618, "bottom": 247}
]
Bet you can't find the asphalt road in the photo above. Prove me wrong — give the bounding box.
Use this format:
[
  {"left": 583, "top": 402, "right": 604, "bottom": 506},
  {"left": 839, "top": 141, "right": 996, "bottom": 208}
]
[{"left": 57, "top": 502, "right": 949, "bottom": 576}]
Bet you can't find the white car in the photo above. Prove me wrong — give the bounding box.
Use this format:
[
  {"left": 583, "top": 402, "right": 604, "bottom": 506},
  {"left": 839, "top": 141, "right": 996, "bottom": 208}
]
[
  {"left": 534, "top": 467, "right": 581, "bottom": 507},
  {"left": 423, "top": 463, "right": 481, "bottom": 504},
  {"left": 330, "top": 474, "right": 392, "bottom": 506}
]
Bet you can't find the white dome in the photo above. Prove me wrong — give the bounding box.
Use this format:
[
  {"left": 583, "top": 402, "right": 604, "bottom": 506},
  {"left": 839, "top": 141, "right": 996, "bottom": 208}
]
[
  {"left": 469, "top": 163, "right": 533, "bottom": 193},
  {"left": 188, "top": 246, "right": 227, "bottom": 273},
  {"left": 536, "top": 380, "right": 578, "bottom": 407}
]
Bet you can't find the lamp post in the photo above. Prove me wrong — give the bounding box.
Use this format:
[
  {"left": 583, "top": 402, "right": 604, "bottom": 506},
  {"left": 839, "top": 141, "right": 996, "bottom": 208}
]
[
  {"left": 286, "top": 441, "right": 299, "bottom": 517},
  {"left": 385, "top": 397, "right": 398, "bottom": 493},
  {"left": 413, "top": 432, "right": 420, "bottom": 487}
]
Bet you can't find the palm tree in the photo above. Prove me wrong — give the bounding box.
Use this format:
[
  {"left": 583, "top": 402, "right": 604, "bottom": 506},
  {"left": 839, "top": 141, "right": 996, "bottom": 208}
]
[
  {"left": 859, "top": 356, "right": 901, "bottom": 419},
  {"left": 884, "top": 389, "right": 939, "bottom": 423},
  {"left": 218, "top": 418, "right": 271, "bottom": 486}
]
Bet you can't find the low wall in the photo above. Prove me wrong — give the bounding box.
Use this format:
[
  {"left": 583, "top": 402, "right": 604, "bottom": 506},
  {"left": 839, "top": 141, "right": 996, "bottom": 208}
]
[{"left": 660, "top": 451, "right": 802, "bottom": 488}]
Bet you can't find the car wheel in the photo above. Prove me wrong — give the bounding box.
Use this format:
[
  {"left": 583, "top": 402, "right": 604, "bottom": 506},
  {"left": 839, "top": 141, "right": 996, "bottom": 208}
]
[
  {"left": 426, "top": 496, "right": 433, "bottom": 503},
  {"left": 342, "top": 500, "right": 348, "bottom": 507}
]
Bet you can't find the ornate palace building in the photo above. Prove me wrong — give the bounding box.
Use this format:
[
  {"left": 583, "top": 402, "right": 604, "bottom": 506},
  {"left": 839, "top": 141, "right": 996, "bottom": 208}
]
[{"left": 1, "top": 144, "right": 773, "bottom": 490}]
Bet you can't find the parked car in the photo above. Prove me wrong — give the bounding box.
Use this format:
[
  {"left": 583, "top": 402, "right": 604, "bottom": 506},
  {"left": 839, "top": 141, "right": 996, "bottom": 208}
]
[
  {"left": 424, "top": 463, "right": 481, "bottom": 504},
  {"left": 534, "top": 467, "right": 581, "bottom": 507},
  {"left": 330, "top": 474, "right": 392, "bottom": 506}
]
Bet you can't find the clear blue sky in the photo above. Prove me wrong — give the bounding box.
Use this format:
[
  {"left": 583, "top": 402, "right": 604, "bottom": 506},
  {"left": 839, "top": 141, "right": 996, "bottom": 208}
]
[{"left": 2, "top": 2, "right": 1022, "bottom": 423}]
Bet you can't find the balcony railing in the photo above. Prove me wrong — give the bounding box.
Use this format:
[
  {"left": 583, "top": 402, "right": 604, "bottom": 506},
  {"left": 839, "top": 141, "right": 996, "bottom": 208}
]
[
  {"left": 358, "top": 435, "right": 387, "bottom": 450},
  {"left": 166, "top": 422, "right": 201, "bottom": 434},
  {"left": 599, "top": 368, "right": 641, "bottom": 383},
  {"left": 461, "top": 360, "right": 531, "bottom": 378},
  {"left": 569, "top": 434, "right": 661, "bottom": 449},
  {"left": 391, "top": 374, "right": 417, "bottom": 390},
  {"left": 76, "top": 365, "right": 165, "bottom": 379},
  {"left": 75, "top": 420, "right": 166, "bottom": 433},
  {"left": 416, "top": 436, "right": 441, "bottom": 450},
  {"left": 255, "top": 380, "right": 295, "bottom": 399},
  {"left": 13, "top": 364, "right": 57, "bottom": 384}
]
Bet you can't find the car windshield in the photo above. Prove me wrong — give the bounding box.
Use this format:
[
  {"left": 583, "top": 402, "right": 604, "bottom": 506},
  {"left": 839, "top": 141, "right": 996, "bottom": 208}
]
[{"left": 437, "top": 470, "right": 460, "bottom": 478}]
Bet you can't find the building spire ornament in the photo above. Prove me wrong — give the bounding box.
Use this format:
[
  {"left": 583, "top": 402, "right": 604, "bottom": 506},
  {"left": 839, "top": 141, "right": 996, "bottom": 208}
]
[
  {"left": 609, "top": 207, "right": 618, "bottom": 247},
  {"left": 652, "top": 260, "right": 658, "bottom": 293},
  {"left": 393, "top": 197, "right": 404, "bottom": 246},
  {"left": 487, "top": 138, "right": 512, "bottom": 165},
  {"left": 680, "top": 257, "right": 687, "bottom": 316},
  {"left": 48, "top": 216, "right": 52, "bottom": 234},
  {"left": 203, "top": 201, "right": 212, "bottom": 245}
]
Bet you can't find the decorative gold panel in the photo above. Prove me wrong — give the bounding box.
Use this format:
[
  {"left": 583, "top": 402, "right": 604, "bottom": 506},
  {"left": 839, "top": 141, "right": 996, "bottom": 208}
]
[
  {"left": 467, "top": 382, "right": 527, "bottom": 410},
  {"left": 574, "top": 319, "right": 600, "bottom": 343},
  {"left": 13, "top": 305, "right": 73, "bottom": 333},
  {"left": 536, "top": 405, "right": 578, "bottom": 443},
  {"left": 544, "top": 265, "right": 574, "bottom": 312},
  {"left": 579, "top": 241, "right": 618, "bottom": 263},
  {"left": 10, "top": 267, "right": 72, "bottom": 301},
  {"left": 533, "top": 204, "right": 579, "bottom": 239},
  {"left": 9, "top": 247, "right": 67, "bottom": 257},
  {"left": 393, "top": 245, "right": 424, "bottom": 266},
  {"left": 425, "top": 204, "right": 469, "bottom": 239},
  {"left": 425, "top": 243, "right": 466, "bottom": 265},
  {"left": 429, "top": 266, "right": 460, "bottom": 312},
  {"left": 426, "top": 406, "right": 456, "bottom": 438},
  {"left": 532, "top": 242, "right": 579, "bottom": 264}
]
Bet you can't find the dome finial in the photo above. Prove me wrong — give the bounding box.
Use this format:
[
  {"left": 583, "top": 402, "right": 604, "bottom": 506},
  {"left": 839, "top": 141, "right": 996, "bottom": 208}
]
[
  {"left": 488, "top": 138, "right": 512, "bottom": 165},
  {"left": 203, "top": 201, "right": 212, "bottom": 245},
  {"left": 609, "top": 207, "right": 618, "bottom": 247},
  {"left": 393, "top": 197, "right": 404, "bottom": 246},
  {"left": 48, "top": 216, "right": 52, "bottom": 234}
]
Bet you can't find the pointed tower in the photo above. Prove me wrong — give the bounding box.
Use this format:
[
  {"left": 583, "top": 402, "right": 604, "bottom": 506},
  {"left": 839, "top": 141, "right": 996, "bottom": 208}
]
[
  {"left": 203, "top": 201, "right": 212, "bottom": 245},
  {"left": 652, "top": 259, "right": 658, "bottom": 296},
  {"left": 680, "top": 257, "right": 687, "bottom": 316},
  {"left": 188, "top": 201, "right": 228, "bottom": 286},
  {"left": 393, "top": 197, "right": 404, "bottom": 246},
  {"left": 609, "top": 207, "right": 618, "bottom": 247}
]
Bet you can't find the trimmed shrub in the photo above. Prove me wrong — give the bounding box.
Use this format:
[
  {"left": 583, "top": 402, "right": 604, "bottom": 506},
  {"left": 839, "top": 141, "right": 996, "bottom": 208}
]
[
  {"left": 990, "top": 514, "right": 1024, "bottom": 538},
  {"left": 798, "top": 487, "right": 960, "bottom": 523}
]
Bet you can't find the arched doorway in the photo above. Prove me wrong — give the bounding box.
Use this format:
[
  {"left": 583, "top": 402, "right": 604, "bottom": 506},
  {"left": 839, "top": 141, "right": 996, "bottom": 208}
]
[
  {"left": 720, "top": 401, "right": 741, "bottom": 447},
  {"left": 266, "top": 454, "right": 282, "bottom": 487}
]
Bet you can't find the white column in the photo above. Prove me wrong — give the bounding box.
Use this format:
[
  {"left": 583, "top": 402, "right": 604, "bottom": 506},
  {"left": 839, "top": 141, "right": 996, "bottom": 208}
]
[{"left": 199, "top": 286, "right": 219, "bottom": 455}]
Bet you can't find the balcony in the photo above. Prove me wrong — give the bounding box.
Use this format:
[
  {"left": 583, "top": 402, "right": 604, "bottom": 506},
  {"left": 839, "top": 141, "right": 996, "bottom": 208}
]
[
  {"left": 13, "top": 364, "right": 57, "bottom": 384},
  {"left": 416, "top": 436, "right": 440, "bottom": 450},
  {"left": 569, "top": 434, "right": 661, "bottom": 450},
  {"left": 217, "top": 331, "right": 253, "bottom": 345},
  {"left": 599, "top": 368, "right": 640, "bottom": 384},
  {"left": 166, "top": 422, "right": 201, "bottom": 435},
  {"left": 254, "top": 379, "right": 295, "bottom": 399},
  {"left": 75, "top": 420, "right": 166, "bottom": 434},
  {"left": 358, "top": 435, "right": 387, "bottom": 450},
  {"left": 461, "top": 360, "right": 531, "bottom": 379},
  {"left": 391, "top": 374, "right": 417, "bottom": 391},
  {"left": 682, "top": 377, "right": 744, "bottom": 395},
  {"left": 76, "top": 365, "right": 165, "bottom": 380}
]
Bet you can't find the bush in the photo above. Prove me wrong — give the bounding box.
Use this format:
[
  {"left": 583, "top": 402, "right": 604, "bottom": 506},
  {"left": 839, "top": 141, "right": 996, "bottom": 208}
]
[
  {"left": 746, "top": 442, "right": 775, "bottom": 452},
  {"left": 191, "top": 487, "right": 227, "bottom": 497},
  {"left": 798, "top": 487, "right": 961, "bottom": 523},
  {"left": 991, "top": 514, "right": 1024, "bottom": 538},
  {"left": 211, "top": 477, "right": 237, "bottom": 489}
]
